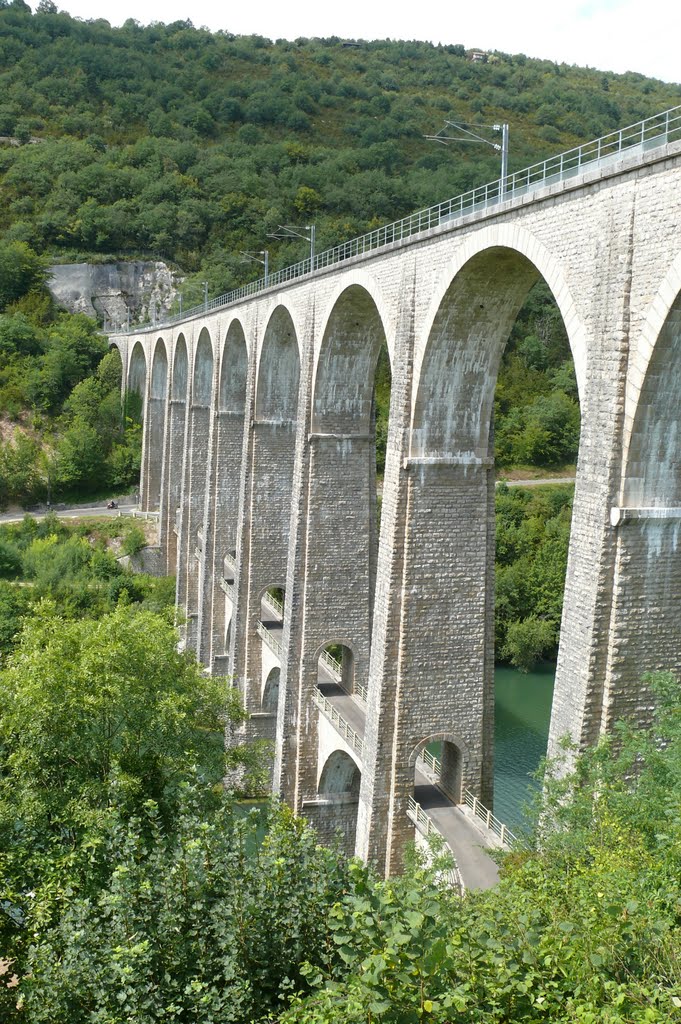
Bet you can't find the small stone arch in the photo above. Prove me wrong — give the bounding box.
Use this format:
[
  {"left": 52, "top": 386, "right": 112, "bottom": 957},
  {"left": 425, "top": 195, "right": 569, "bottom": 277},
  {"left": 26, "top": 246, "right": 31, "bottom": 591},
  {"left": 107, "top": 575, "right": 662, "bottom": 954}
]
[
  {"left": 262, "top": 667, "right": 280, "bottom": 712},
  {"left": 315, "top": 638, "right": 356, "bottom": 694},
  {"left": 410, "top": 733, "right": 469, "bottom": 805},
  {"left": 318, "top": 749, "right": 361, "bottom": 797},
  {"left": 255, "top": 305, "right": 301, "bottom": 423},
  {"left": 192, "top": 328, "right": 214, "bottom": 406}
]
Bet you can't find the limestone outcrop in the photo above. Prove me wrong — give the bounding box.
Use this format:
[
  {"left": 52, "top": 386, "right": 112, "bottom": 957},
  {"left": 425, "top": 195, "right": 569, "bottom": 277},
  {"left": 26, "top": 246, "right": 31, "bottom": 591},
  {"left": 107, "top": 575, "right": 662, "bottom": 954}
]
[{"left": 48, "top": 261, "right": 182, "bottom": 327}]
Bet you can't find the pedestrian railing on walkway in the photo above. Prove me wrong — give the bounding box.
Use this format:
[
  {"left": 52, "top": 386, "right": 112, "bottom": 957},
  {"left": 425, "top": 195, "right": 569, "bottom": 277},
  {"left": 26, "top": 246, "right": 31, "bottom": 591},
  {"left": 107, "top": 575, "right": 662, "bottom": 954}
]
[
  {"left": 110, "top": 105, "right": 681, "bottom": 336},
  {"left": 220, "top": 576, "right": 235, "bottom": 601},
  {"left": 407, "top": 796, "right": 464, "bottom": 894},
  {"left": 256, "top": 620, "right": 282, "bottom": 658},
  {"left": 262, "top": 590, "right": 284, "bottom": 620},
  {"left": 313, "top": 687, "right": 364, "bottom": 758},
  {"left": 319, "top": 648, "right": 342, "bottom": 681},
  {"left": 463, "top": 790, "right": 516, "bottom": 849}
]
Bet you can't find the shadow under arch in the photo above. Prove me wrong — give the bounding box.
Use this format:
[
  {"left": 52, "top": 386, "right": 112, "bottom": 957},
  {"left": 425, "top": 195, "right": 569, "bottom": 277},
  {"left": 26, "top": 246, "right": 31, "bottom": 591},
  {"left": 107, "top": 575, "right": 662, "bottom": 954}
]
[
  {"left": 192, "top": 327, "right": 214, "bottom": 406},
  {"left": 219, "top": 319, "right": 248, "bottom": 413},
  {"left": 313, "top": 283, "right": 391, "bottom": 435},
  {"left": 411, "top": 242, "right": 584, "bottom": 460},
  {"left": 262, "top": 666, "right": 280, "bottom": 713},
  {"left": 126, "top": 340, "right": 147, "bottom": 421},
  {"left": 172, "top": 334, "right": 189, "bottom": 400},
  {"left": 256, "top": 305, "right": 301, "bottom": 423},
  {"left": 144, "top": 338, "right": 169, "bottom": 510}
]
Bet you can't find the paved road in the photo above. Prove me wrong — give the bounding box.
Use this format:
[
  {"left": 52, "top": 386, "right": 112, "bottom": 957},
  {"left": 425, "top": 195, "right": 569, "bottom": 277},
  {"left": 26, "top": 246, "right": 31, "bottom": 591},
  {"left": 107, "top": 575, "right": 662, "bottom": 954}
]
[
  {"left": 0, "top": 499, "right": 138, "bottom": 524},
  {"left": 496, "top": 475, "right": 575, "bottom": 487}
]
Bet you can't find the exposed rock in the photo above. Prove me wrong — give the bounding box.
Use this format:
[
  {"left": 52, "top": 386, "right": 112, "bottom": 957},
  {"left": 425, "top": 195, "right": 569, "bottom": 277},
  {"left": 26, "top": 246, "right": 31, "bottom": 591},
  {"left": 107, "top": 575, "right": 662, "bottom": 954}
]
[{"left": 48, "top": 261, "right": 183, "bottom": 327}]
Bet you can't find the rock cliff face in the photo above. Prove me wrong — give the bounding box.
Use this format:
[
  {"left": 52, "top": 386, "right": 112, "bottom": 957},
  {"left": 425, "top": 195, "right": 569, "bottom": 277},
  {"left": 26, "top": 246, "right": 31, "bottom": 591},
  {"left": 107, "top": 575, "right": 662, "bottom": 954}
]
[{"left": 48, "top": 261, "right": 182, "bottom": 327}]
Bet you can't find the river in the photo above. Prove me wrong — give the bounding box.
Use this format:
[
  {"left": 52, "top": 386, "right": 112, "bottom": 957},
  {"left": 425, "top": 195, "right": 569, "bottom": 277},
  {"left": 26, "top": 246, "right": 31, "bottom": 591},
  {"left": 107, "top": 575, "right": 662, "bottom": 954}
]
[{"left": 494, "top": 663, "right": 555, "bottom": 834}]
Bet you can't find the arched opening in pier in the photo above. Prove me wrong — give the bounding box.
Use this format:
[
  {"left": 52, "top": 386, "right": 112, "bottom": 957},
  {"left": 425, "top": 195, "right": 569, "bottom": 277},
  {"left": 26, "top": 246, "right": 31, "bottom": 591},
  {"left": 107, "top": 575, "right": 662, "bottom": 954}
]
[
  {"left": 318, "top": 749, "right": 361, "bottom": 798},
  {"left": 311, "top": 284, "right": 392, "bottom": 690},
  {"left": 317, "top": 641, "right": 356, "bottom": 697},
  {"left": 260, "top": 585, "right": 286, "bottom": 639},
  {"left": 411, "top": 244, "right": 583, "bottom": 814}
]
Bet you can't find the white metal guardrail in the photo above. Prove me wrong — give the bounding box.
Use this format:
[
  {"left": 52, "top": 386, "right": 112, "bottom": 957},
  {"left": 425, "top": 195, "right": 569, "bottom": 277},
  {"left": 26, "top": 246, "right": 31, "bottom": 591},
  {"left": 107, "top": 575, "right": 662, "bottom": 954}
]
[
  {"left": 319, "top": 648, "right": 342, "bottom": 680},
  {"left": 353, "top": 682, "right": 368, "bottom": 704},
  {"left": 111, "top": 105, "right": 681, "bottom": 336},
  {"left": 262, "top": 590, "right": 284, "bottom": 619},
  {"left": 118, "top": 508, "right": 159, "bottom": 521},
  {"left": 220, "top": 576, "right": 235, "bottom": 601},
  {"left": 407, "top": 796, "right": 464, "bottom": 894},
  {"left": 256, "top": 620, "right": 282, "bottom": 658},
  {"left": 313, "top": 687, "right": 364, "bottom": 757},
  {"left": 463, "top": 790, "right": 516, "bottom": 849}
]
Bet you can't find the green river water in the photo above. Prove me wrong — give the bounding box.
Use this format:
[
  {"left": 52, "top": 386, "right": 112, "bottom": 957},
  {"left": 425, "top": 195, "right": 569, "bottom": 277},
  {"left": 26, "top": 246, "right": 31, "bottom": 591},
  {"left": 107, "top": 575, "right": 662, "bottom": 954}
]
[{"left": 494, "top": 663, "right": 555, "bottom": 833}]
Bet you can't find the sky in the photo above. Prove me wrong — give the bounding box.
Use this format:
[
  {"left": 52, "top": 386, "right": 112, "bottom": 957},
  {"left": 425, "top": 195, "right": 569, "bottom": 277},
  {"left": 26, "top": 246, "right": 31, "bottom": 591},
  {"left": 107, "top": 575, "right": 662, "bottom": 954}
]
[{"left": 30, "top": 0, "right": 681, "bottom": 86}]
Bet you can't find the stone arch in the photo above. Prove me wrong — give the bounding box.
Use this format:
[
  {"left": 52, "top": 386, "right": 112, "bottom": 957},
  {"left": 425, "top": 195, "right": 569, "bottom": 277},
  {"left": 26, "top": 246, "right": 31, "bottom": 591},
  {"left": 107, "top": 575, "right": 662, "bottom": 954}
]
[
  {"left": 411, "top": 232, "right": 584, "bottom": 459},
  {"left": 315, "top": 637, "right": 356, "bottom": 694},
  {"left": 312, "top": 283, "right": 391, "bottom": 435},
  {"left": 150, "top": 337, "right": 168, "bottom": 399},
  {"left": 127, "top": 340, "right": 147, "bottom": 407},
  {"left": 192, "top": 327, "right": 214, "bottom": 406},
  {"left": 411, "top": 225, "right": 587, "bottom": 459},
  {"left": 318, "top": 749, "right": 361, "bottom": 796},
  {"left": 145, "top": 338, "right": 169, "bottom": 511},
  {"left": 219, "top": 320, "right": 248, "bottom": 413},
  {"left": 255, "top": 305, "right": 300, "bottom": 422},
  {"left": 172, "top": 334, "right": 189, "bottom": 400},
  {"left": 622, "top": 253, "right": 681, "bottom": 508},
  {"left": 410, "top": 733, "right": 469, "bottom": 804},
  {"left": 262, "top": 667, "right": 280, "bottom": 712}
]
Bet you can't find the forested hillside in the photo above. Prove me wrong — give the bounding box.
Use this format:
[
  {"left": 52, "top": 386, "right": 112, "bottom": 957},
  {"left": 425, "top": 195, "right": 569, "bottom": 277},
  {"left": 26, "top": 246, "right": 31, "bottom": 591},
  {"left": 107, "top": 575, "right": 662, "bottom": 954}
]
[{"left": 1, "top": 1, "right": 679, "bottom": 298}]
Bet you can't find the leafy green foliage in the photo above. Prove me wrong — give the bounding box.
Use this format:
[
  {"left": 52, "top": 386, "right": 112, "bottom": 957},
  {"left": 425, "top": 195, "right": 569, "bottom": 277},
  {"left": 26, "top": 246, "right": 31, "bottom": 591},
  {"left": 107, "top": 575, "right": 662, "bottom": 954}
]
[
  {"left": 280, "top": 675, "right": 681, "bottom": 1024},
  {"left": 495, "top": 483, "right": 573, "bottom": 668}
]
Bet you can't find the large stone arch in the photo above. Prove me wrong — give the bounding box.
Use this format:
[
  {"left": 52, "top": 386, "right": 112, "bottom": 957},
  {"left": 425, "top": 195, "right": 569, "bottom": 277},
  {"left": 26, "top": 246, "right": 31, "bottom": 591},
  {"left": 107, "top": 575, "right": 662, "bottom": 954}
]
[
  {"left": 219, "top": 319, "right": 248, "bottom": 415},
  {"left": 411, "top": 232, "right": 585, "bottom": 460},
  {"left": 143, "top": 337, "right": 169, "bottom": 510},
  {"left": 177, "top": 327, "right": 215, "bottom": 648},
  {"left": 172, "top": 334, "right": 189, "bottom": 400},
  {"left": 622, "top": 252, "right": 681, "bottom": 508},
  {"left": 313, "top": 283, "right": 391, "bottom": 435},
  {"left": 255, "top": 305, "right": 301, "bottom": 423},
  {"left": 598, "top": 259, "right": 681, "bottom": 730},
  {"left": 126, "top": 340, "right": 147, "bottom": 420},
  {"left": 192, "top": 327, "right": 214, "bottom": 406}
]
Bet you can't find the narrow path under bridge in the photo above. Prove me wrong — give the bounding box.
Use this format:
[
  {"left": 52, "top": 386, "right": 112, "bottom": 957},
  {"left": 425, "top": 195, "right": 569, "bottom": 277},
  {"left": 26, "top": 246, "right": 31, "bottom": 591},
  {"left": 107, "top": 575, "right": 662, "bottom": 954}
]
[{"left": 315, "top": 673, "right": 502, "bottom": 890}]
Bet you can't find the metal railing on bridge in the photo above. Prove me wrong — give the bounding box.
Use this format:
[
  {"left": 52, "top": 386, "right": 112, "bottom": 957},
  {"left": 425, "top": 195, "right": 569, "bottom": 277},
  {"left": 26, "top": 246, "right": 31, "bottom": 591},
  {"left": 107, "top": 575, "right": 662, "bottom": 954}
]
[
  {"left": 110, "top": 105, "right": 681, "bottom": 336},
  {"left": 416, "top": 749, "right": 515, "bottom": 849},
  {"left": 463, "top": 791, "right": 516, "bottom": 849},
  {"left": 262, "top": 590, "right": 284, "bottom": 619},
  {"left": 313, "top": 687, "right": 364, "bottom": 757},
  {"left": 256, "top": 620, "right": 282, "bottom": 658}
]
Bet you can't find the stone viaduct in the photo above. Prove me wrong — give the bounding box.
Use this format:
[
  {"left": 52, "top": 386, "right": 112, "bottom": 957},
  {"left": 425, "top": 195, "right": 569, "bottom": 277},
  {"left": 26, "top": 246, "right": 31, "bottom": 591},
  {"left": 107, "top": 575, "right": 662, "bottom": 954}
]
[{"left": 112, "top": 112, "right": 681, "bottom": 875}]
